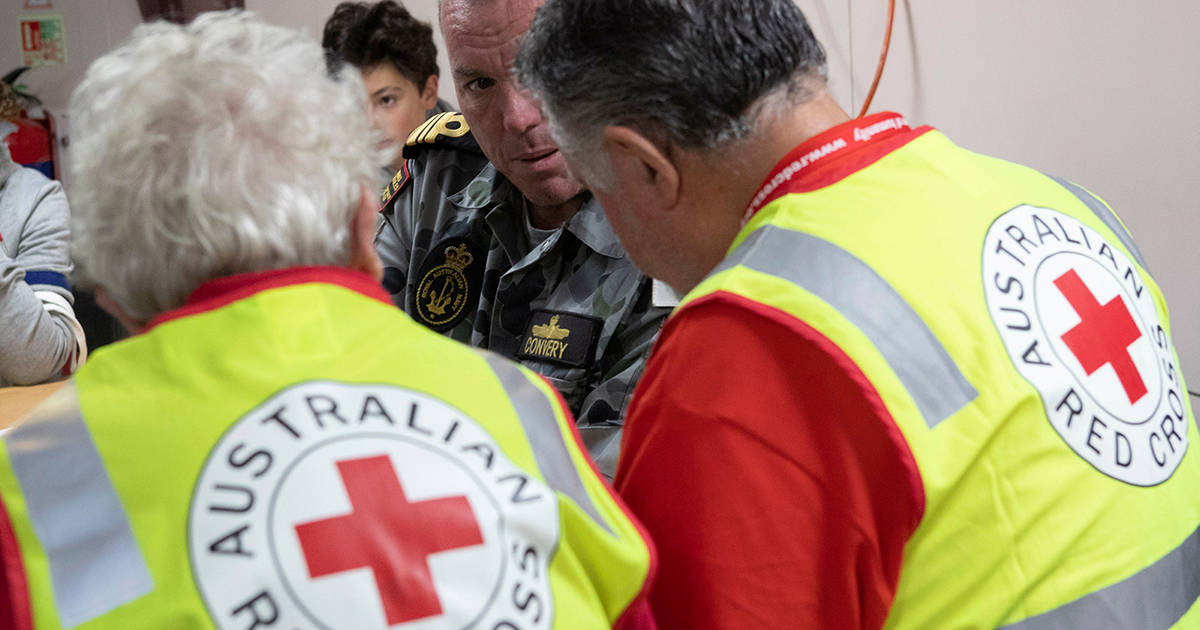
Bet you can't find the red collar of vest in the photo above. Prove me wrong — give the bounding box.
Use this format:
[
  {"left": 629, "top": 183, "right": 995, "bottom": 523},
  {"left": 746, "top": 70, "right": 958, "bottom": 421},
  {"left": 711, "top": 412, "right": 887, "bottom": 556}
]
[
  {"left": 144, "top": 266, "right": 392, "bottom": 332},
  {"left": 743, "top": 112, "right": 934, "bottom": 221}
]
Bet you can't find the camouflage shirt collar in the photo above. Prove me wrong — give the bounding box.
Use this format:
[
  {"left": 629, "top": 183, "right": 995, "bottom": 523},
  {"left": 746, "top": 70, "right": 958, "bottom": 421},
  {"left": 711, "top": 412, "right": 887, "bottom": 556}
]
[
  {"left": 450, "top": 162, "right": 625, "bottom": 260},
  {"left": 563, "top": 196, "right": 625, "bottom": 259}
]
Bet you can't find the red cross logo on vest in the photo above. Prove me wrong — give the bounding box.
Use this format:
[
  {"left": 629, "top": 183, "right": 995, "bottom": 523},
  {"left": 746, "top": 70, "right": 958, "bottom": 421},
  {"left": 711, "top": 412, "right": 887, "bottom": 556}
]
[
  {"left": 295, "top": 455, "right": 484, "bottom": 625},
  {"left": 1054, "top": 269, "right": 1147, "bottom": 404},
  {"left": 190, "top": 384, "right": 560, "bottom": 630},
  {"left": 984, "top": 205, "right": 1187, "bottom": 487}
]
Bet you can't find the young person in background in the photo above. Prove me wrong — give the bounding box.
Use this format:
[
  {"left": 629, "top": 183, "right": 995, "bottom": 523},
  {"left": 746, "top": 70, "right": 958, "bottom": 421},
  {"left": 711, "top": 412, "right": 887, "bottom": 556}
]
[{"left": 323, "top": 0, "right": 450, "bottom": 176}]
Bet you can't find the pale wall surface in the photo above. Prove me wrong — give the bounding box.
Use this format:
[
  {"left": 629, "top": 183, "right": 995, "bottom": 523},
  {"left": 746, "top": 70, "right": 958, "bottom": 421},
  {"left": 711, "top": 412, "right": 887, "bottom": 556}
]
[
  {"left": 839, "top": 0, "right": 1200, "bottom": 383},
  {"left": 2, "top": 0, "right": 142, "bottom": 116},
  {"left": 2, "top": 0, "right": 143, "bottom": 192},
  {"left": 4, "top": 0, "right": 1198, "bottom": 380}
]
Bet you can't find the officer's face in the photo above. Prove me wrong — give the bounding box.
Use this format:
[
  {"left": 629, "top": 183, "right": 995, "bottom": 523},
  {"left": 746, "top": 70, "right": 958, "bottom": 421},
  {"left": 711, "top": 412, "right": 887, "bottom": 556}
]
[
  {"left": 442, "top": 0, "right": 584, "bottom": 208},
  {"left": 361, "top": 62, "right": 439, "bottom": 172}
]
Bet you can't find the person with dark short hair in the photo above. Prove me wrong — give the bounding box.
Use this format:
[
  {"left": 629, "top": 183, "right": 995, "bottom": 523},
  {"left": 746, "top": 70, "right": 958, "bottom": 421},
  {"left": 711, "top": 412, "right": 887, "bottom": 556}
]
[
  {"left": 323, "top": 1, "right": 450, "bottom": 174},
  {"left": 517, "top": 0, "right": 1200, "bottom": 628}
]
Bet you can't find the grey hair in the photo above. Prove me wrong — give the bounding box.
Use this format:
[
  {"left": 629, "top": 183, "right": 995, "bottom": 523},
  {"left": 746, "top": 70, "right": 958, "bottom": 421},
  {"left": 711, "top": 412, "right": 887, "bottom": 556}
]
[
  {"left": 515, "top": 0, "right": 827, "bottom": 189},
  {"left": 69, "top": 10, "right": 377, "bottom": 321}
]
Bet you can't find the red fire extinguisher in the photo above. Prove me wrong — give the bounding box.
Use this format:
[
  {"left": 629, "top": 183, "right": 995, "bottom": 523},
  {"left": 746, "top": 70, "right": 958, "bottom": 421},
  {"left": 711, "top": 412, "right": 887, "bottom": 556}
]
[{"left": 2, "top": 67, "right": 56, "bottom": 180}]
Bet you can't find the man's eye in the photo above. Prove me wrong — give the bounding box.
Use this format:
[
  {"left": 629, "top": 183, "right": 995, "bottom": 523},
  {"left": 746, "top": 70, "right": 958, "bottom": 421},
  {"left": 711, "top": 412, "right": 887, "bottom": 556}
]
[
  {"left": 466, "top": 78, "right": 495, "bottom": 92},
  {"left": 379, "top": 95, "right": 397, "bottom": 107}
]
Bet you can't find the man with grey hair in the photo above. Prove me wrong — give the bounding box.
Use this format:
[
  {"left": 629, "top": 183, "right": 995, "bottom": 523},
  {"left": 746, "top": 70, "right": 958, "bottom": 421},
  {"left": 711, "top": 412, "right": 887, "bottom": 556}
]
[
  {"left": 0, "top": 11, "right": 657, "bottom": 630},
  {"left": 374, "top": 0, "right": 675, "bottom": 478},
  {"left": 518, "top": 0, "right": 1200, "bottom": 628}
]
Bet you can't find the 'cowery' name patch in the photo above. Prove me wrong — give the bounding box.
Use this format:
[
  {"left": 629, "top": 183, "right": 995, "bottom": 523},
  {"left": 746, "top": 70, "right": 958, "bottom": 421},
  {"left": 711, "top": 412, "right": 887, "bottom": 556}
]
[
  {"left": 983, "top": 205, "right": 1188, "bottom": 486},
  {"left": 517, "top": 311, "right": 601, "bottom": 369},
  {"left": 189, "top": 381, "right": 559, "bottom": 630}
]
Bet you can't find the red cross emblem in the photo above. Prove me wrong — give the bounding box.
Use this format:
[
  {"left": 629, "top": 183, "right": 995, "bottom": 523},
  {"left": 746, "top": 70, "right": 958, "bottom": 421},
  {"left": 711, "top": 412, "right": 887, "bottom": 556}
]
[
  {"left": 294, "top": 455, "right": 485, "bottom": 625},
  {"left": 1054, "top": 269, "right": 1147, "bottom": 404}
]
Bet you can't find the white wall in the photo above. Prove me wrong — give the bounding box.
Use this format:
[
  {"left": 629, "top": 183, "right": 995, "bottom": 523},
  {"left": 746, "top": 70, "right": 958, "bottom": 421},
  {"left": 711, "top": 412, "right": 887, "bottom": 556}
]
[
  {"left": 2, "top": 0, "right": 142, "bottom": 115},
  {"left": 2, "top": 0, "right": 143, "bottom": 191},
  {"left": 835, "top": 0, "right": 1200, "bottom": 383},
  {"left": 5, "top": 0, "right": 1198, "bottom": 381}
]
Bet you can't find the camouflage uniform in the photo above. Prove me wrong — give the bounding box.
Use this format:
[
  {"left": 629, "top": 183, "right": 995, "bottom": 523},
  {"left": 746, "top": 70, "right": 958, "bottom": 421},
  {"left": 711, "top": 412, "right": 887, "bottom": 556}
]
[{"left": 376, "top": 112, "right": 674, "bottom": 476}]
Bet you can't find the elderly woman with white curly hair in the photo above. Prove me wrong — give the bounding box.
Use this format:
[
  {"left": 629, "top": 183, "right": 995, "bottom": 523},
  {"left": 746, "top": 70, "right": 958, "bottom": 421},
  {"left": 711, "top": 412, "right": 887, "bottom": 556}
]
[{"left": 0, "top": 10, "right": 657, "bottom": 630}]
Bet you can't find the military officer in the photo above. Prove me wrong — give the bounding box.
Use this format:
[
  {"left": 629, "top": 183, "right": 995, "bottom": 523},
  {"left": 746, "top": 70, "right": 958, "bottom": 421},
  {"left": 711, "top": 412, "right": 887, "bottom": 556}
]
[{"left": 375, "top": 0, "right": 674, "bottom": 476}]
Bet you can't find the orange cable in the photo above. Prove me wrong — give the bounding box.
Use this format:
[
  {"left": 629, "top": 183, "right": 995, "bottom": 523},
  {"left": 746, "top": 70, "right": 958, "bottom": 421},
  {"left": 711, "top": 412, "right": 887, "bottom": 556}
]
[{"left": 858, "top": 0, "right": 897, "bottom": 118}]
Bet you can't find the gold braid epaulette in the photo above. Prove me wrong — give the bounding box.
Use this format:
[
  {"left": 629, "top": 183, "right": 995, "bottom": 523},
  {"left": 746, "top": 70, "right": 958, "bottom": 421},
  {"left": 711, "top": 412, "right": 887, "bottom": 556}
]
[
  {"left": 405, "top": 112, "right": 470, "bottom": 147},
  {"left": 381, "top": 113, "right": 475, "bottom": 209}
]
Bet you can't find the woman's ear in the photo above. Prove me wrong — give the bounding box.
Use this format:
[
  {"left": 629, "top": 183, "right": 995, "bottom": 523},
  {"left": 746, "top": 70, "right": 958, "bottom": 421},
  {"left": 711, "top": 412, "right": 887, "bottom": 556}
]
[
  {"left": 95, "top": 287, "right": 146, "bottom": 335},
  {"left": 348, "top": 184, "right": 384, "bottom": 282},
  {"left": 603, "top": 126, "right": 681, "bottom": 214}
]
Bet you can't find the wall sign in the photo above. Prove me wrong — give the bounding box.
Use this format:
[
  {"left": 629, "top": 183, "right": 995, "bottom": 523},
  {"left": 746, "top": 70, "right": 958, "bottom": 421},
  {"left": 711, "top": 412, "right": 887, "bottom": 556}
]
[{"left": 19, "top": 14, "right": 66, "bottom": 67}]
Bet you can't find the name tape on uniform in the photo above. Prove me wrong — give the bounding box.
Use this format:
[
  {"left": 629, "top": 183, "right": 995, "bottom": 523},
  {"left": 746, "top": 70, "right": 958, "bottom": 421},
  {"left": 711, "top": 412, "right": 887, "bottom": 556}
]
[{"left": 517, "top": 311, "right": 601, "bottom": 369}]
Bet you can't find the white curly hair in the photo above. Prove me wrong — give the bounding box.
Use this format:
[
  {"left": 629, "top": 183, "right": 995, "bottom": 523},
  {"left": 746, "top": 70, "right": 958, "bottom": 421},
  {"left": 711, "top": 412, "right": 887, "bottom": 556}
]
[{"left": 69, "top": 10, "right": 377, "bottom": 321}]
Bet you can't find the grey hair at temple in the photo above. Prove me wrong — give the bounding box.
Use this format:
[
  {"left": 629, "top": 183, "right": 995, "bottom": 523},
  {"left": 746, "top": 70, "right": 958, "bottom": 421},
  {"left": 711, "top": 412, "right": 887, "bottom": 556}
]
[{"left": 514, "top": 0, "right": 828, "bottom": 189}]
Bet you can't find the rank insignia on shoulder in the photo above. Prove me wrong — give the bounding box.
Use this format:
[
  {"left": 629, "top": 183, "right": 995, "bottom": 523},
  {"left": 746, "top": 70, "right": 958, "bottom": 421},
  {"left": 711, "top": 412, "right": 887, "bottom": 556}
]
[
  {"left": 379, "top": 159, "right": 411, "bottom": 210},
  {"left": 402, "top": 112, "right": 483, "bottom": 160},
  {"left": 517, "top": 310, "right": 602, "bottom": 369},
  {"left": 412, "top": 237, "right": 486, "bottom": 333}
]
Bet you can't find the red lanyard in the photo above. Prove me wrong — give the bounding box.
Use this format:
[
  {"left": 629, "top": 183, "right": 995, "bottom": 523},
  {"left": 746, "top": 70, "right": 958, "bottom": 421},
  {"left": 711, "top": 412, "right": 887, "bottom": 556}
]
[{"left": 743, "top": 112, "right": 913, "bottom": 222}]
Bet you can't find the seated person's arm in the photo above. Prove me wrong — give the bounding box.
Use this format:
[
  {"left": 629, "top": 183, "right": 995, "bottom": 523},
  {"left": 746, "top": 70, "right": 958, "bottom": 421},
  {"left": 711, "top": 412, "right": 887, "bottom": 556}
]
[{"left": 0, "top": 177, "right": 85, "bottom": 385}]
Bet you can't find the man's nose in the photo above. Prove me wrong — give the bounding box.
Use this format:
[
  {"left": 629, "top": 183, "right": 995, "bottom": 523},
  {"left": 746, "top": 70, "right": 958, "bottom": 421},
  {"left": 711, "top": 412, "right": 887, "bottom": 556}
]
[
  {"left": 367, "top": 104, "right": 383, "bottom": 131},
  {"left": 501, "top": 86, "right": 544, "bottom": 135}
]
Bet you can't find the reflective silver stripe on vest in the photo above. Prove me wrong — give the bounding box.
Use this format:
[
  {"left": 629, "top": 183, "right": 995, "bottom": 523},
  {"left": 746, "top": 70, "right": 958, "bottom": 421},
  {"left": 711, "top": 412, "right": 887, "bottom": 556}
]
[
  {"left": 999, "top": 524, "right": 1200, "bottom": 630},
  {"left": 484, "top": 354, "right": 614, "bottom": 535},
  {"left": 4, "top": 382, "right": 154, "bottom": 628},
  {"left": 1050, "top": 175, "right": 1152, "bottom": 275},
  {"left": 710, "top": 225, "right": 978, "bottom": 428}
]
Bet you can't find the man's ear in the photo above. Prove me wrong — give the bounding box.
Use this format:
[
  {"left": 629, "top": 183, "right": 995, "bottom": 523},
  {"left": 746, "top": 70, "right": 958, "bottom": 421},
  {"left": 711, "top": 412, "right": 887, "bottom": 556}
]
[
  {"left": 94, "top": 286, "right": 146, "bottom": 335},
  {"left": 348, "top": 184, "right": 384, "bottom": 282},
  {"left": 421, "top": 75, "right": 440, "bottom": 109},
  {"left": 602, "top": 126, "right": 680, "bottom": 212}
]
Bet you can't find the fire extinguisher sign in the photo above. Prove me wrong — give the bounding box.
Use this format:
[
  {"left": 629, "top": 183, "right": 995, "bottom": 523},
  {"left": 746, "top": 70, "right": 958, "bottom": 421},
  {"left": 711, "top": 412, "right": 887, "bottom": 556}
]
[{"left": 19, "top": 14, "right": 66, "bottom": 68}]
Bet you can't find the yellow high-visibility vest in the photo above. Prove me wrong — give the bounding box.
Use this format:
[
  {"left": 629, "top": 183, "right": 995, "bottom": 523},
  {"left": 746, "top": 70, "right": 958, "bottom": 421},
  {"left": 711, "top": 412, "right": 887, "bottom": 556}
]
[
  {"left": 682, "top": 127, "right": 1200, "bottom": 629},
  {"left": 0, "top": 267, "right": 653, "bottom": 630}
]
